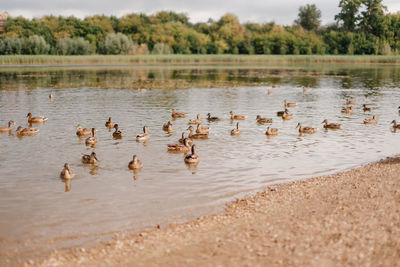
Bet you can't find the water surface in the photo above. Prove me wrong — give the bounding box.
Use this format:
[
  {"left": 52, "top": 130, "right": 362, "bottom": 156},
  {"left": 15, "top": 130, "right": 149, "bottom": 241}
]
[{"left": 1, "top": 64, "right": 400, "bottom": 263}]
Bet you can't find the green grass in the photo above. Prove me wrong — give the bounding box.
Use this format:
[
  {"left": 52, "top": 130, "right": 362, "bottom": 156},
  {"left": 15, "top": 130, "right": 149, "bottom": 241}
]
[{"left": 1, "top": 54, "right": 400, "bottom": 66}]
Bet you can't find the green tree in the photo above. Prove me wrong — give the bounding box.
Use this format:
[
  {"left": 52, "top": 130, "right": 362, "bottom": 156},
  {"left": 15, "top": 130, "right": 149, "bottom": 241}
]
[
  {"left": 295, "top": 4, "right": 321, "bottom": 31},
  {"left": 359, "top": 0, "right": 387, "bottom": 37},
  {"left": 335, "top": 0, "right": 362, "bottom": 31}
]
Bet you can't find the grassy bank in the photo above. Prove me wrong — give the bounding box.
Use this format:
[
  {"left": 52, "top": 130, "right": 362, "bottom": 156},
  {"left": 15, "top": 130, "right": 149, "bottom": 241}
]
[{"left": 1, "top": 54, "right": 400, "bottom": 66}]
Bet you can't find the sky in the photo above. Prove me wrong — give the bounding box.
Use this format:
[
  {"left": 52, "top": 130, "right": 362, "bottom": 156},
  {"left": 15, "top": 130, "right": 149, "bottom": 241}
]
[{"left": 2, "top": 0, "right": 400, "bottom": 25}]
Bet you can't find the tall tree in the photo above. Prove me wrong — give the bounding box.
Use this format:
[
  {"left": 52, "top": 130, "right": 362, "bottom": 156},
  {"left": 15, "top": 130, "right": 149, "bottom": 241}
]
[
  {"left": 359, "top": 0, "right": 387, "bottom": 37},
  {"left": 295, "top": 4, "right": 321, "bottom": 31},
  {"left": 335, "top": 0, "right": 362, "bottom": 31}
]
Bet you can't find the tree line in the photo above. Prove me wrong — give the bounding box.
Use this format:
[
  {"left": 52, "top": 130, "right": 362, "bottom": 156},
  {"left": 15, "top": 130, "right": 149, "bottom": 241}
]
[{"left": 1, "top": 0, "right": 399, "bottom": 56}]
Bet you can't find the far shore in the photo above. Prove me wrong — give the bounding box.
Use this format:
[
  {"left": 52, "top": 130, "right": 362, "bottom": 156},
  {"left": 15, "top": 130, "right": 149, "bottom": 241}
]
[
  {"left": 34, "top": 155, "right": 400, "bottom": 267},
  {"left": 2, "top": 54, "right": 400, "bottom": 67}
]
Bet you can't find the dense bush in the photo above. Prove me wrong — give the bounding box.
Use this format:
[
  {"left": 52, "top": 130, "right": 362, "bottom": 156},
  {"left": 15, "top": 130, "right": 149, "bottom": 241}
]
[
  {"left": 100, "top": 33, "right": 134, "bottom": 54},
  {"left": 56, "top": 37, "right": 93, "bottom": 55}
]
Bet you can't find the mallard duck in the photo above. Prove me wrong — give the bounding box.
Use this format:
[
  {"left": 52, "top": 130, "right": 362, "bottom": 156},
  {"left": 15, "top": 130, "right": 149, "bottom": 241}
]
[
  {"left": 277, "top": 108, "right": 289, "bottom": 117},
  {"left": 284, "top": 99, "right": 296, "bottom": 108},
  {"left": 230, "top": 111, "right": 246, "bottom": 120},
  {"left": 296, "top": 123, "right": 317, "bottom": 134},
  {"left": 341, "top": 106, "right": 354, "bottom": 114},
  {"left": 187, "top": 126, "right": 208, "bottom": 139},
  {"left": 128, "top": 155, "right": 143, "bottom": 170},
  {"left": 105, "top": 117, "right": 114, "bottom": 128},
  {"left": 188, "top": 114, "right": 202, "bottom": 125},
  {"left": 85, "top": 128, "right": 98, "bottom": 145},
  {"left": 16, "top": 126, "right": 39, "bottom": 136},
  {"left": 256, "top": 115, "right": 272, "bottom": 124},
  {"left": 82, "top": 152, "right": 98, "bottom": 164},
  {"left": 179, "top": 132, "right": 193, "bottom": 146},
  {"left": 163, "top": 121, "right": 173, "bottom": 132},
  {"left": 27, "top": 113, "right": 48, "bottom": 123},
  {"left": 60, "top": 163, "right": 75, "bottom": 179},
  {"left": 171, "top": 109, "right": 186, "bottom": 118},
  {"left": 363, "top": 104, "right": 371, "bottom": 112},
  {"left": 184, "top": 144, "right": 200, "bottom": 164},
  {"left": 322, "top": 119, "right": 341, "bottom": 129},
  {"left": 196, "top": 124, "right": 210, "bottom": 134},
  {"left": 0, "top": 120, "right": 14, "bottom": 132},
  {"left": 391, "top": 120, "right": 400, "bottom": 129},
  {"left": 363, "top": 115, "right": 377, "bottom": 124},
  {"left": 76, "top": 124, "right": 91, "bottom": 136},
  {"left": 168, "top": 138, "right": 191, "bottom": 152},
  {"left": 207, "top": 113, "right": 220, "bottom": 122},
  {"left": 282, "top": 111, "right": 294, "bottom": 120},
  {"left": 346, "top": 99, "right": 356, "bottom": 105},
  {"left": 112, "top": 124, "right": 124, "bottom": 139},
  {"left": 136, "top": 126, "right": 150, "bottom": 142},
  {"left": 231, "top": 122, "right": 240, "bottom": 135},
  {"left": 265, "top": 126, "right": 278, "bottom": 136}
]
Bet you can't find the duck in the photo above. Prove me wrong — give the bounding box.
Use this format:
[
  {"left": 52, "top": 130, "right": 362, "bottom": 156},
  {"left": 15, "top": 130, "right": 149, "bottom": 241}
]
[
  {"left": 49, "top": 93, "right": 54, "bottom": 99},
  {"left": 363, "top": 115, "right": 377, "bottom": 124},
  {"left": 391, "top": 120, "right": 400, "bottom": 129},
  {"left": 112, "top": 124, "right": 124, "bottom": 139},
  {"left": 0, "top": 120, "right": 14, "bottom": 132},
  {"left": 282, "top": 110, "right": 294, "bottom": 120},
  {"left": 16, "top": 126, "right": 39, "bottom": 136},
  {"left": 171, "top": 109, "right": 186, "bottom": 118},
  {"left": 196, "top": 124, "right": 210, "bottom": 134},
  {"left": 184, "top": 144, "right": 200, "bottom": 164},
  {"left": 128, "top": 155, "right": 143, "bottom": 170},
  {"left": 207, "top": 113, "right": 220, "bottom": 122},
  {"left": 322, "top": 119, "right": 341, "bottom": 129},
  {"left": 230, "top": 111, "right": 246, "bottom": 120},
  {"left": 179, "top": 132, "right": 193, "bottom": 146},
  {"left": 277, "top": 108, "right": 289, "bottom": 117},
  {"left": 265, "top": 126, "right": 279, "bottom": 136},
  {"left": 85, "top": 128, "right": 98, "bottom": 145},
  {"left": 60, "top": 163, "right": 75, "bottom": 179},
  {"left": 163, "top": 121, "right": 173, "bottom": 132},
  {"left": 363, "top": 104, "right": 371, "bottom": 112},
  {"left": 231, "top": 122, "right": 240, "bottom": 135},
  {"left": 346, "top": 99, "right": 356, "bottom": 105},
  {"left": 76, "top": 124, "right": 91, "bottom": 136},
  {"left": 167, "top": 138, "right": 191, "bottom": 152},
  {"left": 27, "top": 113, "right": 48, "bottom": 123},
  {"left": 82, "top": 152, "right": 98, "bottom": 164},
  {"left": 284, "top": 99, "right": 296, "bottom": 108},
  {"left": 105, "top": 117, "right": 114, "bottom": 128},
  {"left": 188, "top": 114, "right": 202, "bottom": 125},
  {"left": 187, "top": 126, "right": 208, "bottom": 139},
  {"left": 341, "top": 106, "right": 354, "bottom": 114},
  {"left": 136, "top": 126, "right": 150, "bottom": 142},
  {"left": 256, "top": 115, "right": 272, "bottom": 124},
  {"left": 296, "top": 123, "right": 317, "bottom": 134}
]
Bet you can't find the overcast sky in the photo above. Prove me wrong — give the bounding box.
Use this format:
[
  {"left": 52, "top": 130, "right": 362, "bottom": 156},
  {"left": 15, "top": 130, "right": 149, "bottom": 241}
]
[{"left": 3, "top": 0, "right": 400, "bottom": 25}]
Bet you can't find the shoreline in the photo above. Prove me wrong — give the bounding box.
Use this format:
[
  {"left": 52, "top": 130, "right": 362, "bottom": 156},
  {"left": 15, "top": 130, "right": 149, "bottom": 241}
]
[
  {"left": 31, "top": 155, "right": 400, "bottom": 266},
  {"left": 1, "top": 55, "right": 400, "bottom": 67}
]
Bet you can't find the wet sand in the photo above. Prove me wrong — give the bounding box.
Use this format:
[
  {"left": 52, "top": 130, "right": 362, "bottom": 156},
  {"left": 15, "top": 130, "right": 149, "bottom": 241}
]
[{"left": 33, "top": 156, "right": 400, "bottom": 266}]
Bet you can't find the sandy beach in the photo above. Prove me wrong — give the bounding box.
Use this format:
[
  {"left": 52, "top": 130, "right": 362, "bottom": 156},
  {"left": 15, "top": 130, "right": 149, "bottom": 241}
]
[{"left": 22, "top": 156, "right": 399, "bottom": 266}]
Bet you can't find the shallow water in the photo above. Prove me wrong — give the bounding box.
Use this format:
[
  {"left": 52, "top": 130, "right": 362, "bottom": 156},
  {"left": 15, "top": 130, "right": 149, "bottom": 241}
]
[{"left": 1, "top": 64, "right": 400, "bottom": 262}]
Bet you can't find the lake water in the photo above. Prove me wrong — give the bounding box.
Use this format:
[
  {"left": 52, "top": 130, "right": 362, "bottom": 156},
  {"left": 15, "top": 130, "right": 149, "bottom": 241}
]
[{"left": 1, "top": 64, "right": 400, "bottom": 263}]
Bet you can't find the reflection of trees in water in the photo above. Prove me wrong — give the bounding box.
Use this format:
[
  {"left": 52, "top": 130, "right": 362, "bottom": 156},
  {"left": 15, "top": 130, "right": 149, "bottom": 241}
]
[{"left": 1, "top": 66, "right": 400, "bottom": 91}]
